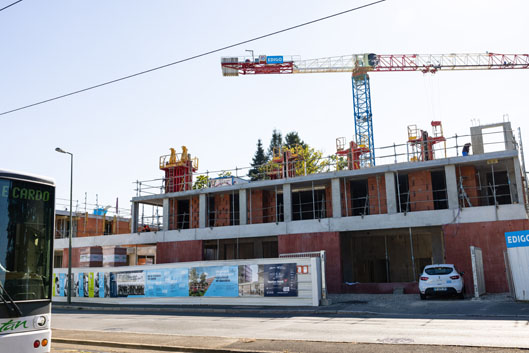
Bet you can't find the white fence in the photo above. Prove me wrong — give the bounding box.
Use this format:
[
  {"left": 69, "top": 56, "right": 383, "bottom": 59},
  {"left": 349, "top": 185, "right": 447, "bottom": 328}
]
[{"left": 52, "top": 257, "right": 322, "bottom": 306}]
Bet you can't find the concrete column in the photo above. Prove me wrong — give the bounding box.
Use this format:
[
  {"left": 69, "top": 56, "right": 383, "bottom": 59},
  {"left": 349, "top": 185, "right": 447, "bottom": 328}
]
[
  {"left": 131, "top": 202, "right": 139, "bottom": 233},
  {"left": 283, "top": 183, "right": 292, "bottom": 222},
  {"left": 444, "top": 165, "right": 459, "bottom": 209},
  {"left": 199, "top": 194, "right": 206, "bottom": 228},
  {"left": 239, "top": 189, "right": 247, "bottom": 225},
  {"left": 331, "top": 178, "right": 342, "bottom": 218},
  {"left": 162, "top": 198, "right": 169, "bottom": 231},
  {"left": 385, "top": 172, "right": 397, "bottom": 214},
  {"left": 513, "top": 156, "right": 524, "bottom": 204}
]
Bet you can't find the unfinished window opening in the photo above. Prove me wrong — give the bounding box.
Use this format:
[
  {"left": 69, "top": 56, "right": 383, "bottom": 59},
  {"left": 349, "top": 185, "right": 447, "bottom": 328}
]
[
  {"left": 176, "top": 199, "right": 190, "bottom": 229},
  {"left": 207, "top": 195, "right": 215, "bottom": 227},
  {"left": 54, "top": 252, "right": 63, "bottom": 268},
  {"left": 203, "top": 243, "right": 218, "bottom": 261},
  {"left": 230, "top": 193, "right": 240, "bottom": 226},
  {"left": 203, "top": 237, "right": 277, "bottom": 260},
  {"left": 292, "top": 188, "right": 326, "bottom": 221},
  {"left": 396, "top": 174, "right": 410, "bottom": 213},
  {"left": 431, "top": 170, "right": 448, "bottom": 210},
  {"left": 262, "top": 241, "right": 278, "bottom": 258},
  {"left": 104, "top": 219, "right": 112, "bottom": 235},
  {"left": 276, "top": 193, "right": 284, "bottom": 222},
  {"left": 350, "top": 179, "right": 369, "bottom": 216},
  {"left": 486, "top": 170, "right": 512, "bottom": 205}
]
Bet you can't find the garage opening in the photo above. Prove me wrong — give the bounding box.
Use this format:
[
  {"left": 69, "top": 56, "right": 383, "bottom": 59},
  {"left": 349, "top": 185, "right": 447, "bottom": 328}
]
[{"left": 341, "top": 227, "right": 444, "bottom": 283}]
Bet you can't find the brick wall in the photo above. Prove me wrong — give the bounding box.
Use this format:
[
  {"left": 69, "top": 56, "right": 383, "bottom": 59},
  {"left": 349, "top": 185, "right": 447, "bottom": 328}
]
[
  {"left": 325, "top": 185, "right": 333, "bottom": 218},
  {"left": 443, "top": 219, "right": 529, "bottom": 293},
  {"left": 278, "top": 232, "right": 342, "bottom": 293},
  {"left": 341, "top": 180, "right": 352, "bottom": 217},
  {"left": 368, "top": 175, "right": 387, "bottom": 214},
  {"left": 214, "top": 193, "right": 231, "bottom": 227},
  {"left": 456, "top": 166, "right": 481, "bottom": 207},
  {"left": 248, "top": 190, "right": 263, "bottom": 224},
  {"left": 191, "top": 196, "right": 199, "bottom": 228},
  {"left": 156, "top": 240, "right": 203, "bottom": 263},
  {"left": 408, "top": 170, "right": 434, "bottom": 211}
]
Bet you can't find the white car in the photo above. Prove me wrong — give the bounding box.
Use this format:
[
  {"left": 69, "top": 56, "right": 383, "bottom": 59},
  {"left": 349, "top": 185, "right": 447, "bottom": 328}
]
[{"left": 418, "top": 264, "right": 465, "bottom": 300}]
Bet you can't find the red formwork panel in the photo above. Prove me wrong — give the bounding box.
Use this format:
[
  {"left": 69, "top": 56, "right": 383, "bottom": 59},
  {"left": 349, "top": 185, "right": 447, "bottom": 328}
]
[
  {"left": 156, "top": 240, "right": 203, "bottom": 264},
  {"left": 443, "top": 219, "right": 529, "bottom": 293},
  {"left": 278, "top": 232, "right": 342, "bottom": 293}
]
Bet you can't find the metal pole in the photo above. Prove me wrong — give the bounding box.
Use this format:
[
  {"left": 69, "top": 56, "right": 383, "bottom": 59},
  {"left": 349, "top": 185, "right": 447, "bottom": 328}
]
[
  {"left": 68, "top": 152, "right": 73, "bottom": 304},
  {"left": 409, "top": 227, "right": 416, "bottom": 281}
]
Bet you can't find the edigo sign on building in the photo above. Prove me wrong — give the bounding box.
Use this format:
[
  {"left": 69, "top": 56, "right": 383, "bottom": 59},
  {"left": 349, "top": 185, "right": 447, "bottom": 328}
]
[{"left": 505, "top": 231, "right": 529, "bottom": 248}]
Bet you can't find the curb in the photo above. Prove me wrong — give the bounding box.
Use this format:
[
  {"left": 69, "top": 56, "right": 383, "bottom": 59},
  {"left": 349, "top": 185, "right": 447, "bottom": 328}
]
[
  {"left": 52, "top": 304, "right": 529, "bottom": 319},
  {"left": 53, "top": 304, "right": 380, "bottom": 316},
  {"left": 53, "top": 338, "right": 274, "bottom": 353}
]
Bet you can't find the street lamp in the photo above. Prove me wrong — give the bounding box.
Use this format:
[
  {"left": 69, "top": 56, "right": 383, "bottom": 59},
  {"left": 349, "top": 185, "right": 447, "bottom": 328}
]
[{"left": 55, "top": 147, "right": 73, "bottom": 304}]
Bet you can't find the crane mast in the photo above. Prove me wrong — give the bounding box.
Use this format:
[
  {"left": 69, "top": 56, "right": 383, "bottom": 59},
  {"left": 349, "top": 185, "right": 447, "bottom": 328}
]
[{"left": 221, "top": 53, "right": 529, "bottom": 167}]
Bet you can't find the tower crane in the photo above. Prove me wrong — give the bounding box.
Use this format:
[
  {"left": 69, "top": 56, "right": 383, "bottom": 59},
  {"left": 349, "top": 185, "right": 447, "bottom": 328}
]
[{"left": 221, "top": 53, "right": 529, "bottom": 168}]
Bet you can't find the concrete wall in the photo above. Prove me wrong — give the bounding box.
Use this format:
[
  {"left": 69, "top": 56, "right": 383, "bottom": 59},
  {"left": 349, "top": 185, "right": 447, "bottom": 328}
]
[
  {"left": 156, "top": 240, "right": 203, "bottom": 263},
  {"left": 278, "top": 232, "right": 342, "bottom": 294},
  {"left": 443, "top": 219, "right": 529, "bottom": 294}
]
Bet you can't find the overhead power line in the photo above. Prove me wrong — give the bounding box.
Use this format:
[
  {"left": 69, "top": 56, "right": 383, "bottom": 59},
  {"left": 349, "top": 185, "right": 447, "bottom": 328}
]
[
  {"left": 0, "top": 0, "right": 386, "bottom": 117},
  {"left": 0, "top": 0, "right": 23, "bottom": 12}
]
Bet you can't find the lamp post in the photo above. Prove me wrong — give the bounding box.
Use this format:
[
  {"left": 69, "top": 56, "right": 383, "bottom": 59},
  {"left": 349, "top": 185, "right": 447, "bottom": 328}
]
[{"left": 55, "top": 147, "right": 73, "bottom": 304}]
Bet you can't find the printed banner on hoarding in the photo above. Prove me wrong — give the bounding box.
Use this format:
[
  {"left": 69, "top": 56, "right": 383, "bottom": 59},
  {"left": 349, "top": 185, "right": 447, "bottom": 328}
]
[
  {"left": 116, "top": 271, "right": 145, "bottom": 297},
  {"left": 54, "top": 262, "right": 299, "bottom": 300},
  {"left": 264, "top": 263, "right": 298, "bottom": 297},
  {"left": 189, "top": 266, "right": 238, "bottom": 297},
  {"left": 145, "top": 268, "right": 188, "bottom": 297}
]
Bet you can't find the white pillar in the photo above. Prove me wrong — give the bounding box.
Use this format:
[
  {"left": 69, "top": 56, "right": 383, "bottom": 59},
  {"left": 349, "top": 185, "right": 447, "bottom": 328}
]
[
  {"left": 385, "top": 172, "right": 397, "bottom": 214},
  {"left": 199, "top": 194, "right": 206, "bottom": 228},
  {"left": 283, "top": 184, "right": 292, "bottom": 222},
  {"left": 444, "top": 165, "right": 459, "bottom": 209},
  {"left": 331, "top": 178, "right": 342, "bottom": 218},
  {"left": 239, "top": 189, "right": 247, "bottom": 225}
]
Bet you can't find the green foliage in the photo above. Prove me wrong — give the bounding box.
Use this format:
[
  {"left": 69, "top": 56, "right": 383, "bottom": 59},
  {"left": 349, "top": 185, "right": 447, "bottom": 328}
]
[
  {"left": 248, "top": 139, "right": 268, "bottom": 181},
  {"left": 284, "top": 131, "right": 305, "bottom": 149},
  {"left": 193, "top": 175, "right": 209, "bottom": 189},
  {"left": 287, "top": 144, "right": 330, "bottom": 175},
  {"left": 267, "top": 129, "right": 283, "bottom": 159},
  {"left": 328, "top": 154, "right": 349, "bottom": 171},
  {"left": 218, "top": 171, "right": 232, "bottom": 178}
]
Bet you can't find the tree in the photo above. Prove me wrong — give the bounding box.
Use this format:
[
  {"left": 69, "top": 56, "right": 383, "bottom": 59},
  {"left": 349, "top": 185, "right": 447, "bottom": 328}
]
[
  {"left": 193, "top": 175, "right": 209, "bottom": 189},
  {"left": 248, "top": 139, "right": 268, "bottom": 181},
  {"left": 267, "top": 129, "right": 283, "bottom": 159},
  {"left": 284, "top": 131, "right": 305, "bottom": 149},
  {"left": 286, "top": 144, "right": 330, "bottom": 176}
]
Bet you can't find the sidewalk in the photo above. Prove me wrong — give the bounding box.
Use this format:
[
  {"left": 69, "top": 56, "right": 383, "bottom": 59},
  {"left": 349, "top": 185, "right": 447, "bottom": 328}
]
[{"left": 52, "top": 293, "right": 529, "bottom": 319}]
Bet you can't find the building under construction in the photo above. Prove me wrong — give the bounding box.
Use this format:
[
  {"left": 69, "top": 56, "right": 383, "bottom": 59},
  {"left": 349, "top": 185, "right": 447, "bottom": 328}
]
[{"left": 54, "top": 121, "right": 528, "bottom": 295}]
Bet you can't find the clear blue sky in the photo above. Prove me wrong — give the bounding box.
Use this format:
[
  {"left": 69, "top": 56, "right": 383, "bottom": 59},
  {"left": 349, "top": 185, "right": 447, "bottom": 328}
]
[{"left": 1, "top": 0, "right": 528, "bottom": 216}]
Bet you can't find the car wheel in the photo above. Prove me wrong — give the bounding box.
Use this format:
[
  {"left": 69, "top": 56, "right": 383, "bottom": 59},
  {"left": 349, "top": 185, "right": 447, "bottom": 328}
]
[{"left": 420, "top": 293, "right": 426, "bottom": 300}]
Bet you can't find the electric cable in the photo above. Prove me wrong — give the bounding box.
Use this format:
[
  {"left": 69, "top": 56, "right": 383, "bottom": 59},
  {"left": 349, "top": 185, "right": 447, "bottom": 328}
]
[
  {"left": 0, "top": 0, "right": 386, "bottom": 117},
  {"left": 0, "top": 0, "right": 23, "bottom": 12}
]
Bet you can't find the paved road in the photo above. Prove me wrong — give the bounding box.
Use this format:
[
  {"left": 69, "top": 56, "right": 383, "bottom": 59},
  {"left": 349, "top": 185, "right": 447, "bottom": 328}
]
[
  {"left": 51, "top": 309, "right": 529, "bottom": 349},
  {"left": 50, "top": 340, "right": 528, "bottom": 353}
]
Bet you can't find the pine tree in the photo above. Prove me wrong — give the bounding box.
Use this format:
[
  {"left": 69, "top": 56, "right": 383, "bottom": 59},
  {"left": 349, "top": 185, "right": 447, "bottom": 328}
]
[
  {"left": 267, "top": 129, "right": 283, "bottom": 159},
  {"left": 248, "top": 139, "right": 268, "bottom": 180},
  {"left": 284, "top": 131, "right": 305, "bottom": 149}
]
